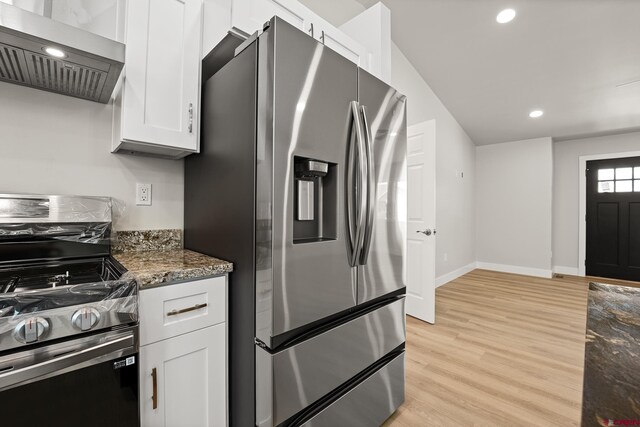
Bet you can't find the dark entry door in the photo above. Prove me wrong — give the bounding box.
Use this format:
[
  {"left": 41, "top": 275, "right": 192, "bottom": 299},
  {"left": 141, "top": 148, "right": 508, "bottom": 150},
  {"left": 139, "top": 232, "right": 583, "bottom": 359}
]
[{"left": 586, "top": 156, "right": 640, "bottom": 281}]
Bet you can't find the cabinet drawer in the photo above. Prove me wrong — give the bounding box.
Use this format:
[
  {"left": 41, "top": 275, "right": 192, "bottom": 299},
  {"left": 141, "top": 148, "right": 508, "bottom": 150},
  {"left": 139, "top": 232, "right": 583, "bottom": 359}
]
[{"left": 140, "top": 276, "right": 226, "bottom": 346}]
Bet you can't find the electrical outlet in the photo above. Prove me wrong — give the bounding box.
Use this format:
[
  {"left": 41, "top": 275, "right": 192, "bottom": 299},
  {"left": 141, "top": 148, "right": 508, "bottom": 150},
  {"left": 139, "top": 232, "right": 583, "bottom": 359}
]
[{"left": 136, "top": 183, "right": 152, "bottom": 206}]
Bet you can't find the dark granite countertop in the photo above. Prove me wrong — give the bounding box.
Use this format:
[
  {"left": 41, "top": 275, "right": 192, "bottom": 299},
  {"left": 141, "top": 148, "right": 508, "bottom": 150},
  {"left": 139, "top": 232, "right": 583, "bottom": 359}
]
[
  {"left": 115, "top": 249, "right": 233, "bottom": 289},
  {"left": 581, "top": 282, "right": 640, "bottom": 426}
]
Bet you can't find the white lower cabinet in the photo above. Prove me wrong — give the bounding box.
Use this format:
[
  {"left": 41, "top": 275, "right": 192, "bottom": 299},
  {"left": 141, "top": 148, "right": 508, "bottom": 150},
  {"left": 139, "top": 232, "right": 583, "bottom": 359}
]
[
  {"left": 140, "top": 324, "right": 226, "bottom": 427},
  {"left": 139, "top": 276, "right": 227, "bottom": 426}
]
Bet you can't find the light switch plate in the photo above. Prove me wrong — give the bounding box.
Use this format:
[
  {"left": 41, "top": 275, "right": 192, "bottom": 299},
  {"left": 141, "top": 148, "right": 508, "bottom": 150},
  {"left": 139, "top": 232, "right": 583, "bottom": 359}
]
[{"left": 136, "top": 183, "right": 152, "bottom": 206}]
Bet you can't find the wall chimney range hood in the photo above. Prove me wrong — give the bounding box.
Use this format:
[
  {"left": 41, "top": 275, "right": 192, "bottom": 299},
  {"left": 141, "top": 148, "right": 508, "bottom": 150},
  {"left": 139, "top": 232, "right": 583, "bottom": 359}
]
[{"left": 0, "top": 2, "right": 124, "bottom": 103}]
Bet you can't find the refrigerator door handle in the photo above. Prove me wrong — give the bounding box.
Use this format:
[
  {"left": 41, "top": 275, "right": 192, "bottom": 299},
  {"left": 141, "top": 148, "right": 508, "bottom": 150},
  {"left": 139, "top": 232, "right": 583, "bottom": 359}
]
[
  {"left": 359, "top": 105, "right": 375, "bottom": 265},
  {"left": 347, "top": 101, "right": 368, "bottom": 267}
]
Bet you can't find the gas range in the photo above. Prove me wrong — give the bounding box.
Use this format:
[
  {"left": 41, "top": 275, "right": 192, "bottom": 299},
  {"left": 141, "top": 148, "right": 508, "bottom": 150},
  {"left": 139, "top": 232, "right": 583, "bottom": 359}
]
[
  {"left": 0, "top": 194, "right": 139, "bottom": 425},
  {"left": 0, "top": 194, "right": 137, "bottom": 354},
  {"left": 0, "top": 257, "right": 136, "bottom": 352}
]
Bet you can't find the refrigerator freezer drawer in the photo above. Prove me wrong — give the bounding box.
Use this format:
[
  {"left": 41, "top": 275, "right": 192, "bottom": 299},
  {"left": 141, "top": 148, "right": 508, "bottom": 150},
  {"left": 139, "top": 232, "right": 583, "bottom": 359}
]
[
  {"left": 302, "top": 352, "right": 405, "bottom": 427},
  {"left": 256, "top": 297, "right": 405, "bottom": 427}
]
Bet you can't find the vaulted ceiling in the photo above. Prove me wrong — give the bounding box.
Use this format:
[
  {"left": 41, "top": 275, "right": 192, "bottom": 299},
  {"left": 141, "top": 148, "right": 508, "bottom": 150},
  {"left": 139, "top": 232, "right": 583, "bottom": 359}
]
[{"left": 353, "top": 0, "right": 640, "bottom": 145}]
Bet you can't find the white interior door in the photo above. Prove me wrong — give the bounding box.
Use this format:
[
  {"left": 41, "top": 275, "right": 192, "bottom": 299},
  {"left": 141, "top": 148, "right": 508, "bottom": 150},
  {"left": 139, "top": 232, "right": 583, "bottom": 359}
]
[{"left": 406, "top": 120, "right": 436, "bottom": 323}]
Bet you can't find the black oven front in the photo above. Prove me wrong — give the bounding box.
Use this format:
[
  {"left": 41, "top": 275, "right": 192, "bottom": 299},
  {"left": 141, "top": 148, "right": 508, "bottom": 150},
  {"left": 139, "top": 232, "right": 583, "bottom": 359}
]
[{"left": 0, "top": 326, "right": 139, "bottom": 426}]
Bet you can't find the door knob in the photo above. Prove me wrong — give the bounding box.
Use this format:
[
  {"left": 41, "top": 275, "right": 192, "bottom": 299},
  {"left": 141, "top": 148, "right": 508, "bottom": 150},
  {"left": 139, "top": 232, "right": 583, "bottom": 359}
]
[{"left": 417, "top": 229, "right": 436, "bottom": 236}]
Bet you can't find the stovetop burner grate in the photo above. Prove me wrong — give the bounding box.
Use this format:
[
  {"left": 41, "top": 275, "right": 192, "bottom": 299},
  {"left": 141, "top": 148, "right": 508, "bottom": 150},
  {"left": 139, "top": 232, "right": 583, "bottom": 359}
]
[
  {"left": 0, "top": 257, "right": 135, "bottom": 319},
  {"left": 0, "top": 258, "right": 124, "bottom": 294}
]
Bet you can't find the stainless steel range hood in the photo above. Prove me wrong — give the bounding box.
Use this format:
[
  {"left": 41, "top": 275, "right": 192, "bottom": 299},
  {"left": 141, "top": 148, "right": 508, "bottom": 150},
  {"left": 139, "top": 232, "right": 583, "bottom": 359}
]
[{"left": 0, "top": 2, "right": 124, "bottom": 103}]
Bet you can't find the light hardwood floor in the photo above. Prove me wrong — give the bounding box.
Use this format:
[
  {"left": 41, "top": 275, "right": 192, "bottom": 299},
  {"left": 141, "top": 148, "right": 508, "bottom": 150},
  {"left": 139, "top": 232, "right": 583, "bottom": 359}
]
[{"left": 384, "top": 269, "right": 639, "bottom": 427}]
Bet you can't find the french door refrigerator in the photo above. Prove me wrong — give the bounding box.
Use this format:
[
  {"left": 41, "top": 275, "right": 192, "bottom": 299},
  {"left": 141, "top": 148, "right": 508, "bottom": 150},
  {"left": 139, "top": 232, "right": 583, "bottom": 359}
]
[{"left": 185, "top": 16, "right": 407, "bottom": 427}]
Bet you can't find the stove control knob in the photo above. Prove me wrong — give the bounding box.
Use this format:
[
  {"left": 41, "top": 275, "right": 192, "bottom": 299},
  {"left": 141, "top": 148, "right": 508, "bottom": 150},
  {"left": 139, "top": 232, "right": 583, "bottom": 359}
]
[
  {"left": 71, "top": 307, "right": 101, "bottom": 331},
  {"left": 14, "top": 317, "right": 50, "bottom": 343}
]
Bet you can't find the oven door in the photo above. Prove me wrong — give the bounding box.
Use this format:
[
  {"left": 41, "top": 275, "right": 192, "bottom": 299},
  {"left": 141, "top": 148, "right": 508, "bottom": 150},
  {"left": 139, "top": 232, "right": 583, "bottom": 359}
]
[{"left": 0, "top": 326, "right": 139, "bottom": 427}]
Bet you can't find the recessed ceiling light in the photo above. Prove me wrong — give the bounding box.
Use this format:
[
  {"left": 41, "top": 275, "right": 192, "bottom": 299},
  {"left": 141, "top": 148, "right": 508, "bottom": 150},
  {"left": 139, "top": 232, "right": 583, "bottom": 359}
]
[
  {"left": 43, "top": 46, "right": 66, "bottom": 58},
  {"left": 496, "top": 8, "right": 516, "bottom": 24},
  {"left": 529, "top": 110, "right": 544, "bottom": 118}
]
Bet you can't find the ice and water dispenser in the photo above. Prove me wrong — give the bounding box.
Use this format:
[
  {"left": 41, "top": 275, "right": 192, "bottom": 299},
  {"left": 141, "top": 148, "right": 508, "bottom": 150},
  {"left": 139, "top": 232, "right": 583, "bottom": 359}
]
[{"left": 293, "top": 157, "right": 337, "bottom": 243}]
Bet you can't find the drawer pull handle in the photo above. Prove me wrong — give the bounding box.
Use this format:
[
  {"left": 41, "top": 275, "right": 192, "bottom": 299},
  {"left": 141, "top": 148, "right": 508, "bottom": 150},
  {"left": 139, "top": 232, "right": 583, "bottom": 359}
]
[
  {"left": 151, "top": 367, "right": 158, "bottom": 410},
  {"left": 166, "top": 303, "right": 208, "bottom": 317}
]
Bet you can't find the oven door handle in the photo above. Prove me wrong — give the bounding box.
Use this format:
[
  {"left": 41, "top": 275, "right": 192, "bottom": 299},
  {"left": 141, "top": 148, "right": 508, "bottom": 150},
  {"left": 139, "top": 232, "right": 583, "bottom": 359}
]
[{"left": 0, "top": 333, "right": 135, "bottom": 391}]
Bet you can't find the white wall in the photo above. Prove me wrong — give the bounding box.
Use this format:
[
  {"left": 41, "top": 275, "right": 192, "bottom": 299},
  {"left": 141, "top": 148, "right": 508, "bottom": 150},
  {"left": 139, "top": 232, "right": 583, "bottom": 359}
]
[
  {"left": 476, "top": 137, "right": 553, "bottom": 277},
  {"left": 0, "top": 82, "right": 184, "bottom": 231},
  {"left": 553, "top": 131, "right": 640, "bottom": 272},
  {"left": 390, "top": 44, "right": 476, "bottom": 280}
]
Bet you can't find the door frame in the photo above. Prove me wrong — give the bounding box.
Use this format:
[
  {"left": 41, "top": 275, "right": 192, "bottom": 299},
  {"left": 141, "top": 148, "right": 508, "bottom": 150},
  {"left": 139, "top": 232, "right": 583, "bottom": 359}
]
[{"left": 578, "top": 150, "right": 640, "bottom": 276}]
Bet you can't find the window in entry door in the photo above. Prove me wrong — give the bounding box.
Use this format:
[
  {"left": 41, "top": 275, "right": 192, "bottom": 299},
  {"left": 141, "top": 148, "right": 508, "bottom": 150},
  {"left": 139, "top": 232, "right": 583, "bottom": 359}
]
[{"left": 597, "top": 165, "right": 640, "bottom": 193}]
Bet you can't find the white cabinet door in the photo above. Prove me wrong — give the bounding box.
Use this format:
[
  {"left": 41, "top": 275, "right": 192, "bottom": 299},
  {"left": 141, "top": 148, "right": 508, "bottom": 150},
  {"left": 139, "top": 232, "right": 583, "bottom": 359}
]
[
  {"left": 230, "top": 0, "right": 371, "bottom": 73},
  {"left": 121, "top": 0, "right": 203, "bottom": 152},
  {"left": 312, "top": 16, "right": 371, "bottom": 72},
  {"left": 231, "top": 0, "right": 311, "bottom": 36},
  {"left": 202, "top": 0, "right": 232, "bottom": 59},
  {"left": 50, "top": 0, "right": 126, "bottom": 42},
  {"left": 140, "top": 324, "right": 226, "bottom": 427},
  {"left": 340, "top": 3, "right": 391, "bottom": 82}
]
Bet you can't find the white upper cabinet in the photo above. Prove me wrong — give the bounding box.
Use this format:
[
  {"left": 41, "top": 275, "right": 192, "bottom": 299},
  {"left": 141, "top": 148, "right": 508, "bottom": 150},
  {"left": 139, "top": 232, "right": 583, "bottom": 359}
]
[
  {"left": 5, "top": 0, "right": 126, "bottom": 42},
  {"left": 202, "top": 0, "right": 233, "bottom": 59},
  {"left": 228, "top": 0, "right": 372, "bottom": 74},
  {"left": 230, "top": 0, "right": 311, "bottom": 36},
  {"left": 110, "top": 0, "right": 389, "bottom": 158},
  {"left": 112, "top": 0, "right": 203, "bottom": 158},
  {"left": 309, "top": 14, "right": 371, "bottom": 72},
  {"left": 340, "top": 2, "right": 391, "bottom": 82},
  {"left": 51, "top": 0, "right": 127, "bottom": 42}
]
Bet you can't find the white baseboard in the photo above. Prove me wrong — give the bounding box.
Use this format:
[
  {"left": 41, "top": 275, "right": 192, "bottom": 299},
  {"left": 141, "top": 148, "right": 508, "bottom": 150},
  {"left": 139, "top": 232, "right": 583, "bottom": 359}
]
[
  {"left": 552, "top": 265, "right": 580, "bottom": 276},
  {"left": 435, "top": 262, "right": 477, "bottom": 287},
  {"left": 476, "top": 262, "right": 552, "bottom": 279}
]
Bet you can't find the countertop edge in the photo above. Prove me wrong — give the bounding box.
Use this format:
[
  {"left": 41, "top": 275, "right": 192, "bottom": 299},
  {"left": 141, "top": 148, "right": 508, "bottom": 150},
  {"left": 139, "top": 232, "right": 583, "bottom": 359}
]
[
  {"left": 113, "top": 249, "right": 233, "bottom": 289},
  {"left": 137, "top": 271, "right": 230, "bottom": 291}
]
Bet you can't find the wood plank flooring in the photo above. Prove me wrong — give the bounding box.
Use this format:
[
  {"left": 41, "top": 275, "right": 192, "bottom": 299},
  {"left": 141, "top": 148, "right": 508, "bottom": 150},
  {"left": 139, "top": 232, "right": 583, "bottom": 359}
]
[{"left": 384, "top": 269, "right": 639, "bottom": 427}]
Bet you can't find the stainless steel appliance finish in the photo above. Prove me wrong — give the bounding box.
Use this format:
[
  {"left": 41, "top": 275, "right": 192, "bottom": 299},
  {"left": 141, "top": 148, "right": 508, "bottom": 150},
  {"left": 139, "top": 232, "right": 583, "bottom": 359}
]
[
  {"left": 254, "top": 18, "right": 407, "bottom": 347},
  {"left": 357, "top": 70, "right": 408, "bottom": 304},
  {"left": 0, "top": 194, "right": 138, "bottom": 352},
  {"left": 185, "top": 16, "right": 407, "bottom": 427},
  {"left": 0, "top": 2, "right": 124, "bottom": 103},
  {"left": 0, "top": 193, "right": 113, "bottom": 223},
  {"left": 256, "top": 298, "right": 405, "bottom": 427},
  {"left": 301, "top": 353, "right": 405, "bottom": 427},
  {"left": 255, "top": 20, "right": 360, "bottom": 344},
  {"left": 0, "top": 325, "right": 139, "bottom": 426},
  {"left": 0, "top": 294, "right": 137, "bottom": 352},
  {"left": 0, "top": 193, "right": 139, "bottom": 426},
  {"left": 0, "top": 325, "right": 136, "bottom": 392}
]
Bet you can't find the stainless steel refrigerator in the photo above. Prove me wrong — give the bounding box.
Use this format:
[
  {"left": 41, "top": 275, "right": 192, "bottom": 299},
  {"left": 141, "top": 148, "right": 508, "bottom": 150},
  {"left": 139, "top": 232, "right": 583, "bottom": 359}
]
[{"left": 185, "top": 16, "right": 407, "bottom": 427}]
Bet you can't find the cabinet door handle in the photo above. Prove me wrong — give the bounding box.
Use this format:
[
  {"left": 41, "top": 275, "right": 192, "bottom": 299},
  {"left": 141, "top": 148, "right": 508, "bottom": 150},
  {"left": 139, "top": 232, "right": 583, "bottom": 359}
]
[
  {"left": 188, "top": 102, "right": 194, "bottom": 133},
  {"left": 308, "top": 22, "right": 314, "bottom": 38},
  {"left": 320, "top": 30, "right": 325, "bottom": 44},
  {"left": 151, "top": 367, "right": 158, "bottom": 410},
  {"left": 166, "top": 303, "right": 208, "bottom": 317}
]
